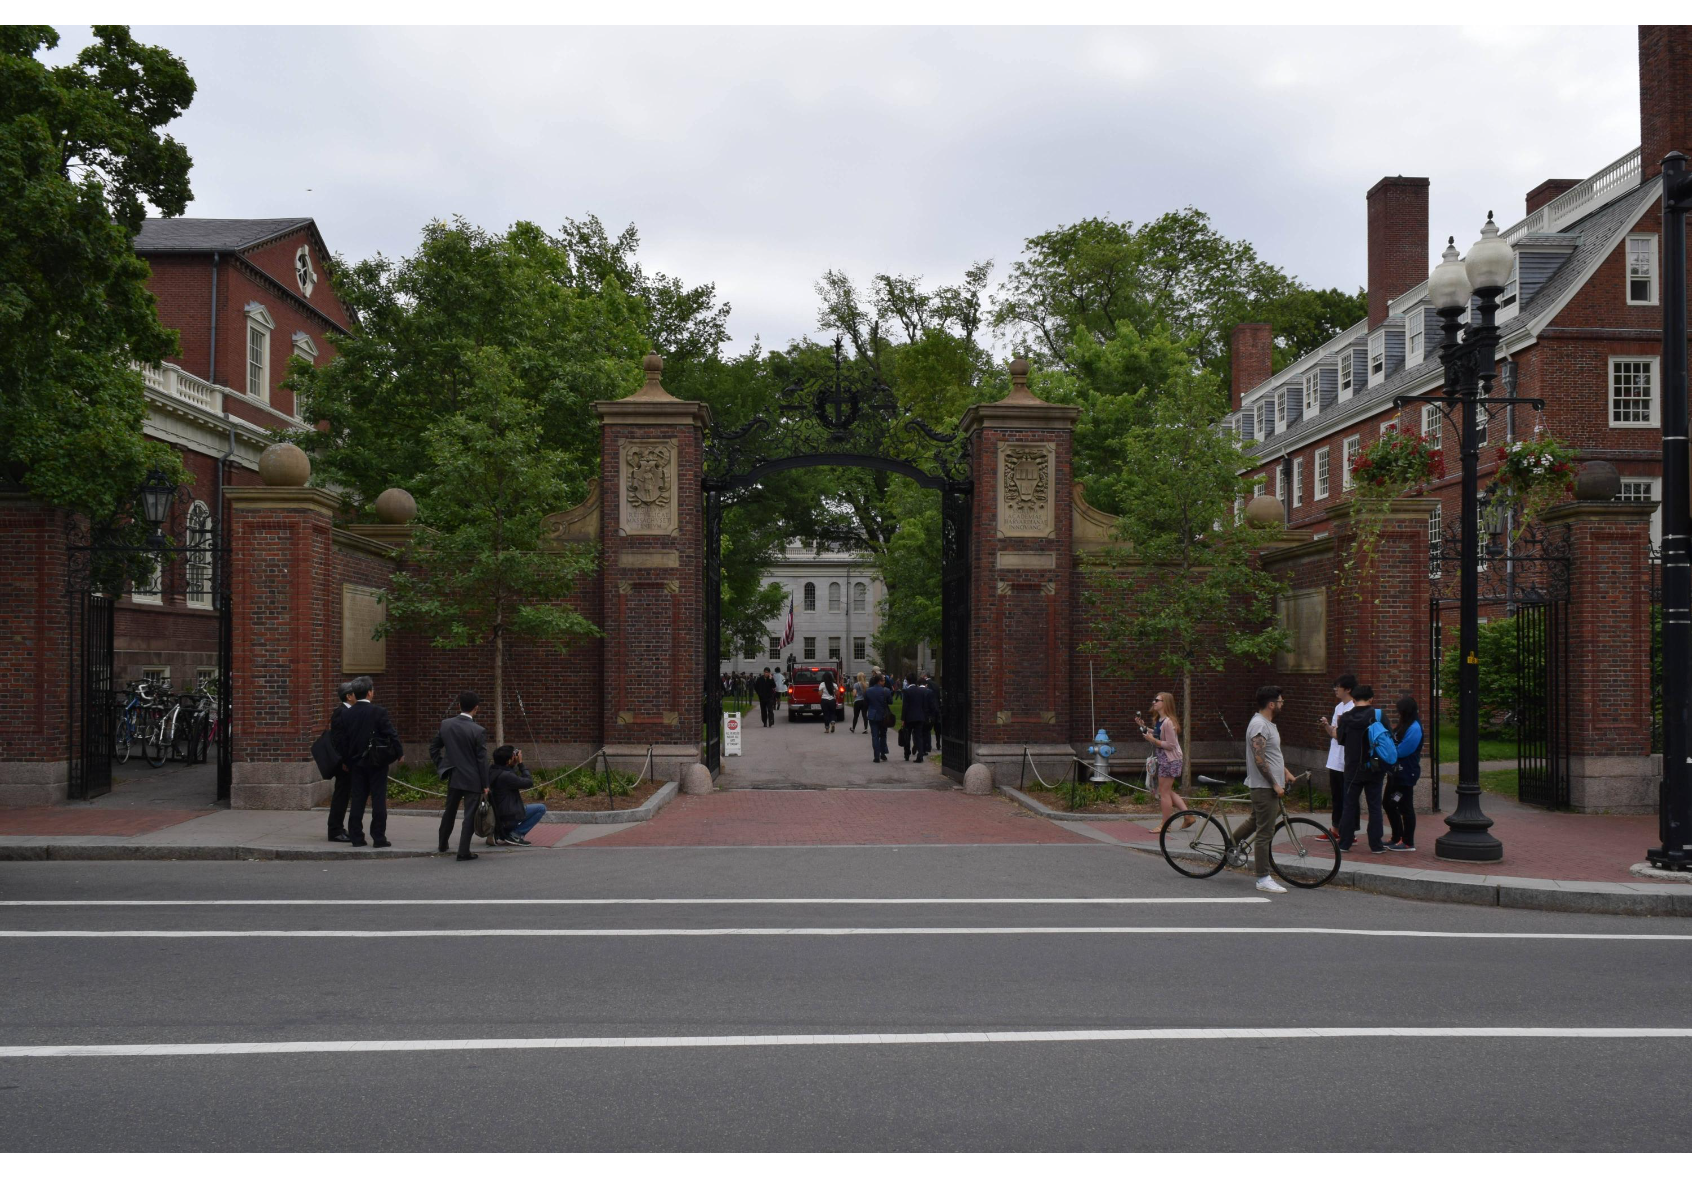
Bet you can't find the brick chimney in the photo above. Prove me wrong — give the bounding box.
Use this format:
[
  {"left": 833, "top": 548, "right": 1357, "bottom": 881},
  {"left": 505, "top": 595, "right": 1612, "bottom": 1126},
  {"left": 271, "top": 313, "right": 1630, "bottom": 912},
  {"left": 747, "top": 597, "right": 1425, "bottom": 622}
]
[
  {"left": 1366, "top": 176, "right": 1430, "bottom": 329},
  {"left": 1641, "top": 25, "right": 1692, "bottom": 180},
  {"left": 1229, "top": 322, "right": 1273, "bottom": 412},
  {"left": 1525, "top": 178, "right": 1581, "bottom": 216}
]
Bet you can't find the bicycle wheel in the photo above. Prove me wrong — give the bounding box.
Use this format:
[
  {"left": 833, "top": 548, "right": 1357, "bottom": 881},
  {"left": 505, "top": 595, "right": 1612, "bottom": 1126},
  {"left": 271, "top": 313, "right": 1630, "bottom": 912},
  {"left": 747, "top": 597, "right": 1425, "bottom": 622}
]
[
  {"left": 1159, "top": 810, "right": 1230, "bottom": 879},
  {"left": 1270, "top": 817, "right": 1342, "bottom": 888},
  {"left": 115, "top": 718, "right": 132, "bottom": 764},
  {"left": 144, "top": 720, "right": 167, "bottom": 768}
]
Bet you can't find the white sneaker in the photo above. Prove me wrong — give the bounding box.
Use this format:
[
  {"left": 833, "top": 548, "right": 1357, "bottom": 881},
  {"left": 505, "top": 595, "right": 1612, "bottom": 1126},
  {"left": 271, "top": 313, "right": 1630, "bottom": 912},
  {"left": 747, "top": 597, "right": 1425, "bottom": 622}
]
[{"left": 1256, "top": 876, "right": 1288, "bottom": 894}]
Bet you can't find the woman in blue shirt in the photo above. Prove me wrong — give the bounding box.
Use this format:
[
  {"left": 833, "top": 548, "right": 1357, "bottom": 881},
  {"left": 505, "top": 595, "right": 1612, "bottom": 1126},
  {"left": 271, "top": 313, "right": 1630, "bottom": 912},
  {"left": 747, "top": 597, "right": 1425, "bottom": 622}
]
[{"left": 1385, "top": 695, "right": 1423, "bottom": 851}]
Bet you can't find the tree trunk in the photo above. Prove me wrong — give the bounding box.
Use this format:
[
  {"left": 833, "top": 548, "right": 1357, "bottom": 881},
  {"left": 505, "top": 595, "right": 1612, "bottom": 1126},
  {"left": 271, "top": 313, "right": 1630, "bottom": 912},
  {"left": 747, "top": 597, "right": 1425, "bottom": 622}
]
[
  {"left": 1180, "top": 668, "right": 1193, "bottom": 791},
  {"left": 493, "top": 628, "right": 505, "bottom": 747}
]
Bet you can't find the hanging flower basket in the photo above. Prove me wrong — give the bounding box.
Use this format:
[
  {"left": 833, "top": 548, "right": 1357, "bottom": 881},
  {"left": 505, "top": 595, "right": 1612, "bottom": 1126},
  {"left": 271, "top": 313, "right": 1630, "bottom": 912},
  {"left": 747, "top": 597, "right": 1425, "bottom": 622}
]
[
  {"left": 1341, "top": 430, "right": 1445, "bottom": 595},
  {"left": 1491, "top": 435, "right": 1578, "bottom": 537}
]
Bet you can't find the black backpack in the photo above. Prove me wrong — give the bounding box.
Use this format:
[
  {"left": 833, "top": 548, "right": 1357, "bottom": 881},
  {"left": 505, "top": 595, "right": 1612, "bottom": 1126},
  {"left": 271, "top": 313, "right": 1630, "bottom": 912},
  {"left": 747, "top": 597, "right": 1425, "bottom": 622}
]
[{"left": 359, "top": 727, "right": 395, "bottom": 770}]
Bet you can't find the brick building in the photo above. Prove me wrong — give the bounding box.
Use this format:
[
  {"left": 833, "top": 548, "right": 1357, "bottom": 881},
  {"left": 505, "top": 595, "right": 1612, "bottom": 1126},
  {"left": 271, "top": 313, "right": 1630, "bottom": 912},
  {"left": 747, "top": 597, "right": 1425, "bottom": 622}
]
[
  {"left": 1229, "top": 26, "right": 1691, "bottom": 558},
  {"left": 120, "top": 217, "right": 353, "bottom": 689}
]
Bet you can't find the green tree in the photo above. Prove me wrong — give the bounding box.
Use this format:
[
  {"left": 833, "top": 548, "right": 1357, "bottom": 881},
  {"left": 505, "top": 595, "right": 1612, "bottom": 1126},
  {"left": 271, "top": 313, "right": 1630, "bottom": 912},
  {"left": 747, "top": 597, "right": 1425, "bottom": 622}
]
[
  {"left": 288, "top": 217, "right": 646, "bottom": 514},
  {"left": 1084, "top": 367, "right": 1287, "bottom": 785},
  {"left": 871, "top": 480, "right": 942, "bottom": 658},
  {"left": 384, "top": 351, "right": 599, "bottom": 745},
  {"left": 0, "top": 25, "right": 194, "bottom": 549}
]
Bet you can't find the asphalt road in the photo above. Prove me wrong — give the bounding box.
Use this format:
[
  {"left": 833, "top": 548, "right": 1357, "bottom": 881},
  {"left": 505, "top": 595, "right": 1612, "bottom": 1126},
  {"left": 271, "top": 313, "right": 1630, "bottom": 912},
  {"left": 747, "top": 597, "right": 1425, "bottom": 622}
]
[{"left": 3, "top": 843, "right": 1691, "bottom": 1150}]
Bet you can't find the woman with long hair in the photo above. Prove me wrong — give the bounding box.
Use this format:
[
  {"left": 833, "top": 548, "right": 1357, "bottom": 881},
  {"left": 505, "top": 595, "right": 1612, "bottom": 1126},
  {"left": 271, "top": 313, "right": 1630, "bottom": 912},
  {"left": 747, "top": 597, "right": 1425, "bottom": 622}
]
[
  {"left": 850, "top": 672, "right": 869, "bottom": 733},
  {"left": 819, "top": 672, "right": 838, "bottom": 733},
  {"left": 1385, "top": 694, "right": 1422, "bottom": 851},
  {"left": 1136, "top": 691, "right": 1192, "bottom": 826}
]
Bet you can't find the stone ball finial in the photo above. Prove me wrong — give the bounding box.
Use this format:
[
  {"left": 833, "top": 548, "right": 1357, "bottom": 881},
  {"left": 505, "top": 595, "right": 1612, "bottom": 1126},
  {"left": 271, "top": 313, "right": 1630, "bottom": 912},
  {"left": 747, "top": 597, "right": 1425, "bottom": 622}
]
[
  {"left": 373, "top": 487, "right": 417, "bottom": 525},
  {"left": 1008, "top": 357, "right": 1031, "bottom": 380},
  {"left": 1573, "top": 459, "right": 1621, "bottom": 502},
  {"left": 258, "top": 442, "right": 310, "bottom": 488},
  {"left": 644, "top": 352, "right": 664, "bottom": 376},
  {"left": 1244, "top": 494, "right": 1285, "bottom": 527}
]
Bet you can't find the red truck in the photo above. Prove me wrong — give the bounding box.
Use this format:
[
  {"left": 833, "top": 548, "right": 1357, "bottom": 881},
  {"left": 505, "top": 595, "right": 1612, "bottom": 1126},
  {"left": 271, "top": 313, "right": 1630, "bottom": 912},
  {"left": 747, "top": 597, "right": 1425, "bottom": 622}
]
[{"left": 785, "top": 663, "right": 844, "bottom": 722}]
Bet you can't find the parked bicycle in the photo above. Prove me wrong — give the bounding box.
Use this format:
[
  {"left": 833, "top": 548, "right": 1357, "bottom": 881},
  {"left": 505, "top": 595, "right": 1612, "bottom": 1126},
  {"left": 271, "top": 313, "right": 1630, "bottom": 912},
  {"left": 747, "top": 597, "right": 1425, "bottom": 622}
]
[
  {"left": 113, "top": 680, "right": 161, "bottom": 765},
  {"left": 143, "top": 689, "right": 198, "bottom": 768},
  {"left": 1159, "top": 772, "right": 1342, "bottom": 889}
]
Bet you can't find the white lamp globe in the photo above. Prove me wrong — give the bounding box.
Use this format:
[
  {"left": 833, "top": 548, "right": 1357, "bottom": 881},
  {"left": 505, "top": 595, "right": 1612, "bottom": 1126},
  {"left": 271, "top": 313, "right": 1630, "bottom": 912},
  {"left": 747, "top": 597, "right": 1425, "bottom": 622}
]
[
  {"left": 1428, "top": 237, "right": 1473, "bottom": 312},
  {"left": 1464, "top": 212, "right": 1515, "bottom": 293}
]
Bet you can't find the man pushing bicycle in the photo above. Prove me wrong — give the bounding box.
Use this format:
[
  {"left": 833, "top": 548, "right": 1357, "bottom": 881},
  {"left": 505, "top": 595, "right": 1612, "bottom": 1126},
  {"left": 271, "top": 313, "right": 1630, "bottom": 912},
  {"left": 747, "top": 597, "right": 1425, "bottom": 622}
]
[{"left": 1239, "top": 685, "right": 1297, "bottom": 894}]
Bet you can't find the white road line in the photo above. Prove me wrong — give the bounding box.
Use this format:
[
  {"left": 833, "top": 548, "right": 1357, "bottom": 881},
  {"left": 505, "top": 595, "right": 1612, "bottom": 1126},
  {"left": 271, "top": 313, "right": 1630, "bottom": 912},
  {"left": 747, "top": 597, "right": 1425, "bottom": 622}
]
[
  {"left": 1, "top": 926, "right": 1690, "bottom": 940},
  {"left": 4, "top": 1027, "right": 1690, "bottom": 1059},
  {"left": 0, "top": 897, "right": 1268, "bottom": 907}
]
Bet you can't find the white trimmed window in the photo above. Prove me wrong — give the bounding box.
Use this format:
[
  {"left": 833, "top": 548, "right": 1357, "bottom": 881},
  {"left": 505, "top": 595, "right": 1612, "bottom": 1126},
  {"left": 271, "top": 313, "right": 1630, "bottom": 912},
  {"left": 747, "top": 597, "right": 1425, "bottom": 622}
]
[
  {"left": 828, "top": 581, "right": 842, "bottom": 612},
  {"left": 132, "top": 558, "right": 162, "bottom": 605},
  {"left": 1275, "top": 390, "right": 1286, "bottom": 432},
  {"left": 1476, "top": 406, "right": 1488, "bottom": 446},
  {"left": 1341, "top": 435, "right": 1361, "bottom": 491},
  {"left": 1627, "top": 235, "right": 1658, "bottom": 305},
  {"left": 1407, "top": 314, "right": 1423, "bottom": 364},
  {"left": 1338, "top": 352, "right": 1354, "bottom": 400},
  {"left": 828, "top": 636, "right": 841, "bottom": 661},
  {"left": 1428, "top": 503, "right": 1443, "bottom": 578},
  {"left": 140, "top": 666, "right": 169, "bottom": 688},
  {"left": 1273, "top": 465, "right": 1284, "bottom": 503},
  {"left": 803, "top": 636, "right": 816, "bottom": 660},
  {"left": 1303, "top": 371, "right": 1320, "bottom": 416},
  {"left": 1368, "top": 334, "right": 1385, "bottom": 382},
  {"left": 1381, "top": 418, "right": 1398, "bottom": 436},
  {"left": 244, "top": 303, "right": 274, "bottom": 402},
  {"left": 1610, "top": 357, "right": 1657, "bottom": 427},
  {"left": 1234, "top": 495, "right": 1245, "bottom": 524},
  {"left": 1422, "top": 404, "right": 1442, "bottom": 449},
  {"left": 194, "top": 666, "right": 218, "bottom": 691},
  {"left": 803, "top": 582, "right": 816, "bottom": 611},
  {"left": 854, "top": 636, "right": 867, "bottom": 661},
  {"left": 292, "top": 331, "right": 318, "bottom": 363},
  {"left": 853, "top": 582, "right": 867, "bottom": 612},
  {"left": 1620, "top": 477, "right": 1663, "bottom": 546},
  {"left": 1314, "top": 448, "right": 1330, "bottom": 500},
  {"left": 1291, "top": 457, "right": 1304, "bottom": 508},
  {"left": 768, "top": 634, "right": 780, "bottom": 660},
  {"left": 185, "top": 500, "right": 213, "bottom": 609},
  {"left": 1501, "top": 256, "right": 1519, "bottom": 307}
]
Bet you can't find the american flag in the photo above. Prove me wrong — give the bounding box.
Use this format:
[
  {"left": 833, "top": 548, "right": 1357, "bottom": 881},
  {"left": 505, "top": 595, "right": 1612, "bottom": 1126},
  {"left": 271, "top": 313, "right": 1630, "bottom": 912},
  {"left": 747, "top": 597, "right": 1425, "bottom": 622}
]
[{"left": 782, "top": 596, "right": 794, "bottom": 648}]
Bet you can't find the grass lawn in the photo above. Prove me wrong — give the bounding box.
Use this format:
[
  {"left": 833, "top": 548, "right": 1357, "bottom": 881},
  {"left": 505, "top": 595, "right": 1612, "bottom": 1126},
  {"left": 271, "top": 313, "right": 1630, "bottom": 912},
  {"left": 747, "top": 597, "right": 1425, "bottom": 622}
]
[
  {"left": 1434, "top": 720, "right": 1516, "bottom": 763},
  {"left": 1477, "top": 767, "right": 1519, "bottom": 798}
]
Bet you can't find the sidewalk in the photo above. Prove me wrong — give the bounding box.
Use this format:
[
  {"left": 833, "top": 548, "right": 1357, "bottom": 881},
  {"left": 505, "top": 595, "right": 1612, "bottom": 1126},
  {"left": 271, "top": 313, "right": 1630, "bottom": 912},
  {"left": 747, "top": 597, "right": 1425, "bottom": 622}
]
[{"left": 999, "top": 783, "right": 1692, "bottom": 917}]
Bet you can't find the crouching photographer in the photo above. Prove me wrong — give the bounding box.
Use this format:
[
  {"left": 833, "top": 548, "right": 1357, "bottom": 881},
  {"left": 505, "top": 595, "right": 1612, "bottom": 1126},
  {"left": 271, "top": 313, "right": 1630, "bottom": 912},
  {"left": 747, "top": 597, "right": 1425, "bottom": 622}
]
[{"left": 490, "top": 746, "right": 545, "bottom": 847}]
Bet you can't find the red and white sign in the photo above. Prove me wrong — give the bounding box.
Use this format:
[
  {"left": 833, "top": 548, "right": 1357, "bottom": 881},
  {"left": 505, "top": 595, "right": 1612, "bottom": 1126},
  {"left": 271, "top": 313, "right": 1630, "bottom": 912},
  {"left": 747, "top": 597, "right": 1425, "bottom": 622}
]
[{"left": 724, "top": 712, "right": 743, "bottom": 756}]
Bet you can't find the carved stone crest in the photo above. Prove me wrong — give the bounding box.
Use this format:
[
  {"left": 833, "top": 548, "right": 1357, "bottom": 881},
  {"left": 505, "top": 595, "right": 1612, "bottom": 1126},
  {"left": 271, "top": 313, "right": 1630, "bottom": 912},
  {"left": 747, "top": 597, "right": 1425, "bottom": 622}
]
[
  {"left": 998, "top": 442, "right": 1055, "bottom": 537},
  {"left": 618, "top": 441, "right": 677, "bottom": 535}
]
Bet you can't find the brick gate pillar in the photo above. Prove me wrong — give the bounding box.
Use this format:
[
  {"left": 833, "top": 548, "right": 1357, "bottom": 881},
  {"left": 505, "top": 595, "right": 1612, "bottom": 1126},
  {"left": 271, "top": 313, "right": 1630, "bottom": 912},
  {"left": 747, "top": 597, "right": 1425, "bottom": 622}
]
[
  {"left": 593, "top": 354, "right": 711, "bottom": 782},
  {"left": 1543, "top": 498, "right": 1657, "bottom": 812},
  {"left": 958, "top": 359, "right": 1080, "bottom": 786},
  {"left": 225, "top": 444, "right": 342, "bottom": 809}
]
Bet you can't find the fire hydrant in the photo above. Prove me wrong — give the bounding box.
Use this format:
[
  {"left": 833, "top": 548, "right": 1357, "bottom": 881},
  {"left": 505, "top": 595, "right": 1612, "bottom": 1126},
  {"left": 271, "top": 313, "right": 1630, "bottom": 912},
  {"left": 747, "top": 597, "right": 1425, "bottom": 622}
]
[{"left": 1087, "top": 728, "right": 1115, "bottom": 783}]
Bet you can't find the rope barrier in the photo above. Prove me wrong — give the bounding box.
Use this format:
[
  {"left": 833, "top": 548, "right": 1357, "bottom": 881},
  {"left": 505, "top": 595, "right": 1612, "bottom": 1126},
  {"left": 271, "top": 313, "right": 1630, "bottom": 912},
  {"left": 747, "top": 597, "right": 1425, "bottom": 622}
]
[{"left": 1017, "top": 747, "right": 1256, "bottom": 806}]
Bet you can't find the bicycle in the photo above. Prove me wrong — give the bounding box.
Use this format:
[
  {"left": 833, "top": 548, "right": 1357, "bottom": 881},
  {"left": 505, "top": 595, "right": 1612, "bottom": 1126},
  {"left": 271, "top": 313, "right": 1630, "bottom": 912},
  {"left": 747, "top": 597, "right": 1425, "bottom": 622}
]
[
  {"left": 143, "top": 690, "right": 196, "bottom": 768},
  {"left": 1159, "top": 772, "right": 1342, "bottom": 889},
  {"left": 113, "top": 680, "right": 157, "bottom": 765}
]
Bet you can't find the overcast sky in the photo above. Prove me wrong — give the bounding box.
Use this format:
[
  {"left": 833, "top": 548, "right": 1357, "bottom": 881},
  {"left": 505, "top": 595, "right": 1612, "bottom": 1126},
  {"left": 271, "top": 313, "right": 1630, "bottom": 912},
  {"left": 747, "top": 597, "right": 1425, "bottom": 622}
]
[{"left": 49, "top": 24, "right": 1641, "bottom": 354}]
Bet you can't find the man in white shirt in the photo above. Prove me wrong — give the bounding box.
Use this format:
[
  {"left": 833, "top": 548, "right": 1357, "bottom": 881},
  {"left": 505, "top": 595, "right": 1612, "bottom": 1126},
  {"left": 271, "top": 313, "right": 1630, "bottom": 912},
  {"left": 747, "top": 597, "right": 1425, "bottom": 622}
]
[
  {"left": 773, "top": 669, "right": 786, "bottom": 710},
  {"left": 1318, "top": 674, "right": 1356, "bottom": 839}
]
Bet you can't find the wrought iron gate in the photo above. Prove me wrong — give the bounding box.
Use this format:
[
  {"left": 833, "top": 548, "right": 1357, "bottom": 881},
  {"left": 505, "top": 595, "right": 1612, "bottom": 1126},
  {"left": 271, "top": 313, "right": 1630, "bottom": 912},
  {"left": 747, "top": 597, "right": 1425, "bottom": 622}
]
[
  {"left": 1427, "top": 521, "right": 1570, "bottom": 810},
  {"left": 67, "top": 592, "right": 116, "bottom": 800},
  {"left": 700, "top": 337, "right": 973, "bottom": 777}
]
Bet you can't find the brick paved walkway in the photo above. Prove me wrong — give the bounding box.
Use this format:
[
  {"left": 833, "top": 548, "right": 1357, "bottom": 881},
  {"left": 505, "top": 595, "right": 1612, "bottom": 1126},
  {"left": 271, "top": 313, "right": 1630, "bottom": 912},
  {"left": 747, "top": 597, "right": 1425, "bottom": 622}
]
[
  {"left": 586, "top": 790, "right": 1090, "bottom": 847},
  {"left": 0, "top": 808, "right": 205, "bottom": 837}
]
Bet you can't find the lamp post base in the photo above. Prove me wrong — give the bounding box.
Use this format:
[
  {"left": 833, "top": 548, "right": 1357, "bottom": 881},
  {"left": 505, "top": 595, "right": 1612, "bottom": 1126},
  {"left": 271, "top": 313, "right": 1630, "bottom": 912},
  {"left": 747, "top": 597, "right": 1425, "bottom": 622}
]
[
  {"left": 1435, "top": 782, "right": 1504, "bottom": 862},
  {"left": 1645, "top": 847, "right": 1692, "bottom": 871}
]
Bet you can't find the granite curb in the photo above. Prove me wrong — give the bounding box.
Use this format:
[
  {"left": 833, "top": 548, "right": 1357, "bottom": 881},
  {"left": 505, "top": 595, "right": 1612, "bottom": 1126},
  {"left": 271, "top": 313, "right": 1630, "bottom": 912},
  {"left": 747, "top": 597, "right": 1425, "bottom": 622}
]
[
  {"left": 312, "top": 781, "right": 680, "bottom": 826},
  {"left": 0, "top": 844, "right": 435, "bottom": 862},
  {"left": 996, "top": 781, "right": 1152, "bottom": 821},
  {"left": 1002, "top": 785, "right": 1692, "bottom": 918}
]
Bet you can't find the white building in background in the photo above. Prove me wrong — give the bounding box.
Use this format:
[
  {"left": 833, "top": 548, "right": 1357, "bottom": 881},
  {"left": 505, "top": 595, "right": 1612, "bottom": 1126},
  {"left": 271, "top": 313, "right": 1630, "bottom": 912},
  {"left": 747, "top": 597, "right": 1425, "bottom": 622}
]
[{"left": 718, "top": 545, "right": 933, "bottom": 679}]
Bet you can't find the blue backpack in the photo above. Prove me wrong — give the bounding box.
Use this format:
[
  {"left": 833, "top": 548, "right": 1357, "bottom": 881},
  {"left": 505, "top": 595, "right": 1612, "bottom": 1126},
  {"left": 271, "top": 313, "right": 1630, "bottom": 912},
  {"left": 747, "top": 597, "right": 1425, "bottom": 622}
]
[{"left": 1365, "top": 709, "right": 1398, "bottom": 771}]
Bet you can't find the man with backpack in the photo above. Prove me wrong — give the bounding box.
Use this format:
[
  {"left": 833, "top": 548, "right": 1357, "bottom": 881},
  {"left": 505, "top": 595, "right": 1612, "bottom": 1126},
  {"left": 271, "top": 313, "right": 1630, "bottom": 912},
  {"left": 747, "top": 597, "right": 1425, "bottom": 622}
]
[
  {"left": 1335, "top": 684, "right": 1393, "bottom": 854},
  {"left": 335, "top": 675, "right": 403, "bottom": 849}
]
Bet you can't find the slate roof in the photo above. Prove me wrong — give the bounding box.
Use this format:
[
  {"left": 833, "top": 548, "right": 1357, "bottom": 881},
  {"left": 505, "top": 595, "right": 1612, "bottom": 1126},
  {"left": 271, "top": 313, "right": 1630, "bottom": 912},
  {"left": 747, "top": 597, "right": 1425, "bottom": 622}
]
[
  {"left": 133, "top": 218, "right": 313, "bottom": 252},
  {"left": 1244, "top": 178, "right": 1658, "bottom": 461}
]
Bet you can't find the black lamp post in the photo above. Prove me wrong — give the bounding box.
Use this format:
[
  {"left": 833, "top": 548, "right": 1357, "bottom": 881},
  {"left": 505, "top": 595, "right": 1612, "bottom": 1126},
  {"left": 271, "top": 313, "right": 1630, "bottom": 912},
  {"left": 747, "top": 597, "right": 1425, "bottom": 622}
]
[
  {"left": 1396, "top": 215, "right": 1544, "bottom": 863},
  {"left": 1649, "top": 151, "right": 1692, "bottom": 871},
  {"left": 138, "top": 468, "right": 176, "bottom": 539}
]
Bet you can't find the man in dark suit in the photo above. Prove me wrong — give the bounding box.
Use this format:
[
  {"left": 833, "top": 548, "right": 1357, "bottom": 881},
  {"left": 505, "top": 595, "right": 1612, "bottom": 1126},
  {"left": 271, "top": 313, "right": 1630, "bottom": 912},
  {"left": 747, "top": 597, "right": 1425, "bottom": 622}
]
[
  {"left": 753, "top": 667, "right": 777, "bottom": 728},
  {"left": 900, "top": 675, "right": 932, "bottom": 762},
  {"left": 864, "top": 673, "right": 894, "bottom": 763},
  {"left": 429, "top": 690, "right": 490, "bottom": 862},
  {"left": 325, "top": 681, "right": 355, "bottom": 842},
  {"left": 918, "top": 674, "right": 939, "bottom": 761},
  {"left": 335, "top": 675, "right": 402, "bottom": 848}
]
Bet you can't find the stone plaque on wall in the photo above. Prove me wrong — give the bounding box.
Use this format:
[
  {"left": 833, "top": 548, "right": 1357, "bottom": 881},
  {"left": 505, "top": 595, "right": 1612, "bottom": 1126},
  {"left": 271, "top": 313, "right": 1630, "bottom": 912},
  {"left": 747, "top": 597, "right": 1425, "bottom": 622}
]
[
  {"left": 342, "top": 584, "right": 387, "bottom": 674},
  {"left": 618, "top": 440, "right": 677, "bottom": 536},
  {"left": 1276, "top": 588, "right": 1326, "bottom": 675},
  {"left": 998, "top": 442, "right": 1056, "bottom": 538}
]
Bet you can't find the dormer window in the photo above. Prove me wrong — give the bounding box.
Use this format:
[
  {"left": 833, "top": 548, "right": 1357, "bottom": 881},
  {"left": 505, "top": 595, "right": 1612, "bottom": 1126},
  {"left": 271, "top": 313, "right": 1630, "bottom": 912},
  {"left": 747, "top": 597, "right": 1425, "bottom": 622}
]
[
  {"left": 1303, "top": 371, "right": 1320, "bottom": 416},
  {"left": 1405, "top": 310, "right": 1423, "bottom": 365},
  {"left": 1500, "top": 255, "right": 1518, "bottom": 307},
  {"left": 1338, "top": 352, "right": 1354, "bottom": 400},
  {"left": 1368, "top": 334, "right": 1385, "bottom": 382}
]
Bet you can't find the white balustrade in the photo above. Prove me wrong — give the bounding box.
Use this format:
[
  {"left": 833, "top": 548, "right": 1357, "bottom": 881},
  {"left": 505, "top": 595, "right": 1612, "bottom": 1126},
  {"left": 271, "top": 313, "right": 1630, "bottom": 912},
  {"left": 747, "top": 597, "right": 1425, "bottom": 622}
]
[{"left": 135, "top": 359, "right": 223, "bottom": 414}]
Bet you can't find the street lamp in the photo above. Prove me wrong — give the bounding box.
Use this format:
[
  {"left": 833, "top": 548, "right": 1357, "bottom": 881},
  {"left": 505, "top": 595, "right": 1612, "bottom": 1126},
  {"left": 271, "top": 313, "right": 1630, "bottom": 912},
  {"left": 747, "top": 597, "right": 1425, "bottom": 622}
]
[
  {"left": 1649, "top": 151, "right": 1692, "bottom": 871},
  {"left": 1395, "top": 215, "right": 1544, "bottom": 863},
  {"left": 138, "top": 468, "right": 176, "bottom": 539}
]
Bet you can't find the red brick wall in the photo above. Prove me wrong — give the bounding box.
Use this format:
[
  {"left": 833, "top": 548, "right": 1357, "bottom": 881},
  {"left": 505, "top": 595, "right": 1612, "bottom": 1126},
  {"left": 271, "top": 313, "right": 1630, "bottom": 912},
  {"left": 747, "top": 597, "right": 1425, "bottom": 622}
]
[
  {"left": 1230, "top": 323, "right": 1273, "bottom": 412},
  {"left": 240, "top": 231, "right": 354, "bottom": 331},
  {"left": 1555, "top": 506, "right": 1653, "bottom": 758},
  {"left": 1641, "top": 25, "right": 1692, "bottom": 179},
  {"left": 1367, "top": 176, "right": 1430, "bottom": 328},
  {"left": 0, "top": 499, "right": 69, "bottom": 762}
]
